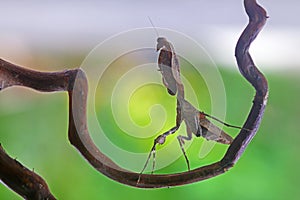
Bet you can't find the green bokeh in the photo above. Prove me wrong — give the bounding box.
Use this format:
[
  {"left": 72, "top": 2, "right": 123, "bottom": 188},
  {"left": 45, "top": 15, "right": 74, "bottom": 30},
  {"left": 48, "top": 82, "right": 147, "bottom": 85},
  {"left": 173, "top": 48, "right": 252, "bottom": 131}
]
[{"left": 1, "top": 65, "right": 299, "bottom": 200}]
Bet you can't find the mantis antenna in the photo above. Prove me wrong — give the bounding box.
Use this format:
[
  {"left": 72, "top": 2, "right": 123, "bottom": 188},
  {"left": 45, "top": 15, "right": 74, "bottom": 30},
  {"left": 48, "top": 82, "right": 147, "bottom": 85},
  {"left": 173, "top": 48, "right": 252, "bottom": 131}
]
[{"left": 148, "top": 16, "right": 159, "bottom": 38}]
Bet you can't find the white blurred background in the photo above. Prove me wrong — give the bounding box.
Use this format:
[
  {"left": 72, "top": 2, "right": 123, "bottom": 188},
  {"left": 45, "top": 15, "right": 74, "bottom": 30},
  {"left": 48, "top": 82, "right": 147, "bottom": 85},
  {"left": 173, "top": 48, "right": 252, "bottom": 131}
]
[{"left": 0, "top": 0, "right": 299, "bottom": 71}]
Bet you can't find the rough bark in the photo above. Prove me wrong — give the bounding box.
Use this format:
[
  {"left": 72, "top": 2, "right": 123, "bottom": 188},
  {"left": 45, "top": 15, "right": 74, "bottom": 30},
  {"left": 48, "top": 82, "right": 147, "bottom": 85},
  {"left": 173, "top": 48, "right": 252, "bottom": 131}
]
[{"left": 0, "top": 0, "right": 268, "bottom": 198}]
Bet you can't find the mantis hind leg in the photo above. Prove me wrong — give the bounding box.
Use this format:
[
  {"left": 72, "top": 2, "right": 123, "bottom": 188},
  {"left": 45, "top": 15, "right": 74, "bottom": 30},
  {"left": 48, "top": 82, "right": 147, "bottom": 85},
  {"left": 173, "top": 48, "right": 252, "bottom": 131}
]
[
  {"left": 139, "top": 126, "right": 179, "bottom": 176},
  {"left": 177, "top": 125, "right": 193, "bottom": 171}
]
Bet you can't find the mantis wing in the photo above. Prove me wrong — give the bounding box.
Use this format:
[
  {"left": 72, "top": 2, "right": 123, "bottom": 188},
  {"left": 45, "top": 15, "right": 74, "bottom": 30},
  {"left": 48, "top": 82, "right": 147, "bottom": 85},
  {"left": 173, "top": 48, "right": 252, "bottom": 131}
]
[{"left": 199, "top": 117, "right": 233, "bottom": 144}]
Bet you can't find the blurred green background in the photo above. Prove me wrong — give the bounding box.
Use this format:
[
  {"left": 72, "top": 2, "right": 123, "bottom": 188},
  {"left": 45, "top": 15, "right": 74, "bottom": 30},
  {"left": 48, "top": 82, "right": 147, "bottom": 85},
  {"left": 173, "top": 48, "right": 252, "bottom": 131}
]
[
  {"left": 1, "top": 1, "right": 300, "bottom": 199},
  {"left": 1, "top": 59, "right": 300, "bottom": 199}
]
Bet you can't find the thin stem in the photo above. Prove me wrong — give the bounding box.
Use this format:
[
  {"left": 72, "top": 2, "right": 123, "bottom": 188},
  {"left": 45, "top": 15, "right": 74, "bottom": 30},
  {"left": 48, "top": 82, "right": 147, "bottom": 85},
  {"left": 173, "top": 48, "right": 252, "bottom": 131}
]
[{"left": 0, "top": 0, "right": 268, "bottom": 194}]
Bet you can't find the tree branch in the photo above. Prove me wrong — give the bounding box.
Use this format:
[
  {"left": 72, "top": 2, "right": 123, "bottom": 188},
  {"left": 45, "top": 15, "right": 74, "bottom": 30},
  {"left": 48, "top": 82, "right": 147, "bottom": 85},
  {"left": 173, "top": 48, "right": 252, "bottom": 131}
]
[
  {"left": 0, "top": 0, "right": 268, "bottom": 197},
  {"left": 0, "top": 145, "right": 56, "bottom": 200}
]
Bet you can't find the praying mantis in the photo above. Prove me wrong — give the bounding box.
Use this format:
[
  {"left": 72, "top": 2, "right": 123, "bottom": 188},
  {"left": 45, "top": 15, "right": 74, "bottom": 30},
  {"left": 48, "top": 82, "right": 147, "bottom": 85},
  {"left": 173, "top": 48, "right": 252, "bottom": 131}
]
[
  {"left": 0, "top": 1, "right": 268, "bottom": 196},
  {"left": 140, "top": 37, "right": 248, "bottom": 174}
]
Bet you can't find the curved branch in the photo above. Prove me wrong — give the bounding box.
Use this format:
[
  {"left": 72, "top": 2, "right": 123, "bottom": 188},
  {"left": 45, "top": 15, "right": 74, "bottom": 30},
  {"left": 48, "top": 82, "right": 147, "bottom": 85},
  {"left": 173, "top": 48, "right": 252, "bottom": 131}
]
[
  {"left": 0, "top": 0, "right": 269, "bottom": 196},
  {"left": 67, "top": 0, "right": 269, "bottom": 188},
  {"left": 222, "top": 0, "right": 268, "bottom": 165},
  {"left": 0, "top": 145, "right": 56, "bottom": 200}
]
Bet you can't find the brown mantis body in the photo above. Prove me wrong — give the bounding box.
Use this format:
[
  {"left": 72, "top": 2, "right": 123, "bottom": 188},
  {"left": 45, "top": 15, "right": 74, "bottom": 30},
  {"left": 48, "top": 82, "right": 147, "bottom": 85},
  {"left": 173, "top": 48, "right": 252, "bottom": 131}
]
[
  {"left": 0, "top": 1, "right": 268, "bottom": 196},
  {"left": 140, "top": 37, "right": 246, "bottom": 174},
  {"left": 157, "top": 37, "right": 180, "bottom": 96}
]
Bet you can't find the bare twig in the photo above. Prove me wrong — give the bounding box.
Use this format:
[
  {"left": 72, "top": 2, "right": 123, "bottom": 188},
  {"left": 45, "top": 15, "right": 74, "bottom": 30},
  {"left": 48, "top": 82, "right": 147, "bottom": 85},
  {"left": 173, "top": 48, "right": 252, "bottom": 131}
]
[
  {"left": 0, "top": 145, "right": 56, "bottom": 200},
  {"left": 0, "top": 0, "right": 268, "bottom": 197}
]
